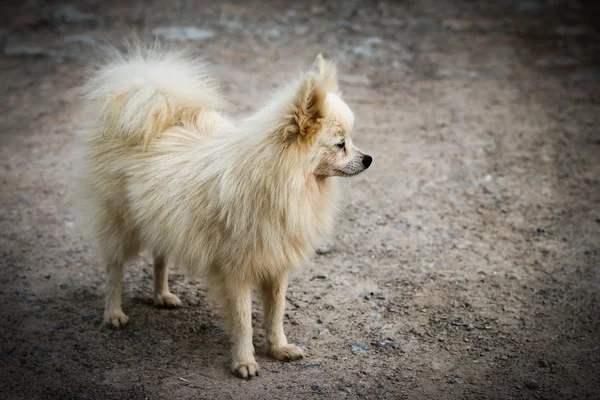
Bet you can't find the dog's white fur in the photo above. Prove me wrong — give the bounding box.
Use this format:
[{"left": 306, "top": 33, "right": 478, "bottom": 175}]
[{"left": 75, "top": 44, "right": 371, "bottom": 379}]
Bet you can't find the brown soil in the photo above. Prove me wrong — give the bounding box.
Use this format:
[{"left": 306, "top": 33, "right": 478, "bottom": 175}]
[{"left": 1, "top": 1, "right": 599, "bottom": 399}]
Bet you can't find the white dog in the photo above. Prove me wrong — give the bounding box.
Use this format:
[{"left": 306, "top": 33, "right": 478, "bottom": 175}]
[{"left": 75, "top": 44, "right": 372, "bottom": 378}]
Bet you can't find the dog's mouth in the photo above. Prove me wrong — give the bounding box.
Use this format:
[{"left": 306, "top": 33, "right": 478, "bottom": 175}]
[{"left": 333, "top": 169, "right": 362, "bottom": 177}]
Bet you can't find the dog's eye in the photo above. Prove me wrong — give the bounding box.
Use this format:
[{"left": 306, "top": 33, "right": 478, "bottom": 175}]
[{"left": 335, "top": 141, "right": 345, "bottom": 150}]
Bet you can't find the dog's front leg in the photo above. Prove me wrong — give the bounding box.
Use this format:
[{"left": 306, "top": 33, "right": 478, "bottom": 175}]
[
  {"left": 260, "top": 274, "right": 304, "bottom": 361},
  {"left": 218, "top": 278, "right": 259, "bottom": 379}
]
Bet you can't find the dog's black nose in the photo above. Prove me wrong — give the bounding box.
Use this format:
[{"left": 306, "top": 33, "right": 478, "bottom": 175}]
[{"left": 362, "top": 155, "right": 372, "bottom": 168}]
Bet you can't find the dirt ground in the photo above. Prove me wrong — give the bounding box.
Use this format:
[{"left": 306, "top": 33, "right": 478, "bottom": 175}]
[{"left": 1, "top": 0, "right": 599, "bottom": 399}]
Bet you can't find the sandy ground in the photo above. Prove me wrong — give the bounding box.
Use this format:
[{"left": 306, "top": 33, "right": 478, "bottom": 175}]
[{"left": 1, "top": 1, "right": 599, "bottom": 399}]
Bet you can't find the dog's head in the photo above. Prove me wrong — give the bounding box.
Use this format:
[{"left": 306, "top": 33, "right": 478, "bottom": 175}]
[{"left": 282, "top": 55, "right": 372, "bottom": 177}]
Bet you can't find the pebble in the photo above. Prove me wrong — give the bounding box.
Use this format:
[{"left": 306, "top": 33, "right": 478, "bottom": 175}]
[
  {"left": 293, "top": 26, "right": 309, "bottom": 36},
  {"left": 340, "top": 75, "right": 371, "bottom": 86},
  {"left": 263, "top": 27, "right": 282, "bottom": 39},
  {"left": 377, "top": 340, "right": 398, "bottom": 349},
  {"left": 298, "top": 363, "right": 321, "bottom": 371},
  {"left": 310, "top": 5, "right": 326, "bottom": 14},
  {"left": 316, "top": 246, "right": 332, "bottom": 255},
  {"left": 311, "top": 385, "right": 323, "bottom": 392},
  {"left": 535, "top": 55, "right": 578, "bottom": 68},
  {"left": 394, "top": 223, "right": 409, "bottom": 230},
  {"left": 350, "top": 343, "right": 367, "bottom": 354},
  {"left": 451, "top": 377, "right": 464, "bottom": 384},
  {"left": 555, "top": 26, "right": 585, "bottom": 36},
  {"left": 4, "top": 45, "right": 48, "bottom": 57},
  {"left": 152, "top": 27, "right": 216, "bottom": 41},
  {"left": 441, "top": 19, "right": 473, "bottom": 32},
  {"left": 375, "top": 294, "right": 386, "bottom": 300},
  {"left": 352, "top": 37, "right": 383, "bottom": 59},
  {"left": 187, "top": 299, "right": 198, "bottom": 306},
  {"left": 314, "top": 273, "right": 328, "bottom": 279},
  {"left": 518, "top": 1, "right": 541, "bottom": 11},
  {"left": 80, "top": 314, "right": 96, "bottom": 321},
  {"left": 53, "top": 5, "right": 101, "bottom": 25},
  {"left": 524, "top": 379, "right": 539, "bottom": 390},
  {"left": 64, "top": 35, "right": 97, "bottom": 46}
]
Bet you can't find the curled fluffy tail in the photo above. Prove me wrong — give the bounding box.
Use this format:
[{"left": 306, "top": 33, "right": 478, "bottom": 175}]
[{"left": 81, "top": 43, "right": 225, "bottom": 145}]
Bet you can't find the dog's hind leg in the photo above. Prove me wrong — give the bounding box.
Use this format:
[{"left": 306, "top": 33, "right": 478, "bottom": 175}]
[
  {"left": 104, "top": 258, "right": 129, "bottom": 328},
  {"left": 100, "top": 221, "right": 139, "bottom": 328},
  {"left": 260, "top": 274, "right": 304, "bottom": 361},
  {"left": 152, "top": 254, "right": 182, "bottom": 307}
]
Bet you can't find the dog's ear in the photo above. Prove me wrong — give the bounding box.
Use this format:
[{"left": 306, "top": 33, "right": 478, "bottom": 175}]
[
  {"left": 313, "top": 54, "right": 339, "bottom": 93},
  {"left": 284, "top": 73, "right": 326, "bottom": 141}
]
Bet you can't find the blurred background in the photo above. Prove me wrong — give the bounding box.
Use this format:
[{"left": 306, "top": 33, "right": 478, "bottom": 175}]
[{"left": 1, "top": 1, "right": 599, "bottom": 399}]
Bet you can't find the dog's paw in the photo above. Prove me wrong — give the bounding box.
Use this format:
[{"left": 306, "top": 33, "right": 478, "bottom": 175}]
[
  {"left": 269, "top": 344, "right": 304, "bottom": 361},
  {"left": 154, "top": 292, "right": 182, "bottom": 308},
  {"left": 231, "top": 361, "right": 260, "bottom": 380},
  {"left": 104, "top": 310, "right": 129, "bottom": 328}
]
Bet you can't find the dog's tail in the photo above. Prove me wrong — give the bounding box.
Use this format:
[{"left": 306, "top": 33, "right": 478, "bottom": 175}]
[{"left": 81, "top": 43, "right": 225, "bottom": 146}]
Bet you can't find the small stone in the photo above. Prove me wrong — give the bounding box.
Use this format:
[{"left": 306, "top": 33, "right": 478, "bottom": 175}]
[
  {"left": 152, "top": 27, "right": 215, "bottom": 41},
  {"left": 298, "top": 363, "right": 321, "bottom": 371},
  {"left": 187, "top": 299, "right": 198, "bottom": 306},
  {"left": 350, "top": 343, "right": 367, "bottom": 354},
  {"left": 310, "top": 385, "right": 323, "bottom": 392},
  {"left": 351, "top": 37, "right": 384, "bottom": 60},
  {"left": 535, "top": 55, "right": 578, "bottom": 68},
  {"left": 450, "top": 377, "right": 464, "bottom": 384},
  {"left": 293, "top": 25, "right": 309, "bottom": 35},
  {"left": 524, "top": 380, "right": 539, "bottom": 390},
  {"left": 518, "top": 1, "right": 541, "bottom": 11},
  {"left": 4, "top": 45, "right": 48, "bottom": 57},
  {"left": 340, "top": 75, "right": 371, "bottom": 86},
  {"left": 555, "top": 25, "right": 585, "bottom": 36},
  {"left": 375, "top": 294, "right": 386, "bottom": 300},
  {"left": 64, "top": 35, "right": 97, "bottom": 46},
  {"left": 314, "top": 273, "right": 328, "bottom": 279},
  {"left": 377, "top": 340, "right": 398, "bottom": 349},
  {"left": 53, "top": 5, "right": 101, "bottom": 25},
  {"left": 263, "top": 27, "right": 282, "bottom": 39},
  {"left": 316, "top": 247, "right": 332, "bottom": 255},
  {"left": 370, "top": 312, "right": 381, "bottom": 320},
  {"left": 441, "top": 19, "right": 473, "bottom": 32}
]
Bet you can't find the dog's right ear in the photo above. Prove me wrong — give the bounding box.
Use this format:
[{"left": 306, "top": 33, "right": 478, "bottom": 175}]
[
  {"left": 313, "top": 54, "right": 339, "bottom": 93},
  {"left": 283, "top": 73, "right": 326, "bottom": 142}
]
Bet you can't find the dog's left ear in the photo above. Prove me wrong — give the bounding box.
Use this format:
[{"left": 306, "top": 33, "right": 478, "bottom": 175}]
[
  {"left": 313, "top": 54, "right": 339, "bottom": 93},
  {"left": 286, "top": 73, "right": 326, "bottom": 141}
]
